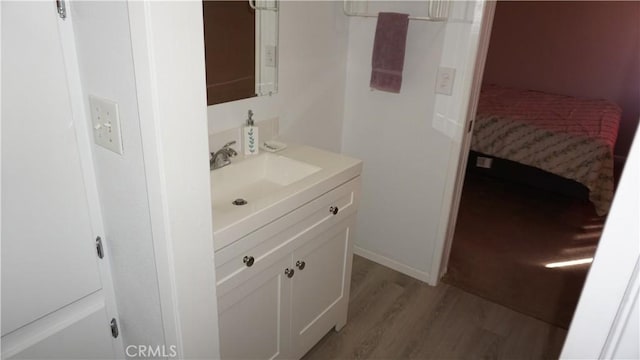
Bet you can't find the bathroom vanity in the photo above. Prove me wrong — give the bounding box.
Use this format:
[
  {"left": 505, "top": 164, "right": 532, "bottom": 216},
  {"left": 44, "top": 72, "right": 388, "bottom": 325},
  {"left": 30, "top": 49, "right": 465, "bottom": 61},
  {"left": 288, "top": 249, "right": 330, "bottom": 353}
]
[{"left": 211, "top": 145, "right": 362, "bottom": 359}]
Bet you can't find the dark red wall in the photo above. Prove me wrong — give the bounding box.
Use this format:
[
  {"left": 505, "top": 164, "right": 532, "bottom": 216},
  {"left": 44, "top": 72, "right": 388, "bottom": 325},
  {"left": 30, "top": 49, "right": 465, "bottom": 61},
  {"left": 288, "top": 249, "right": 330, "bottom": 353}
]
[{"left": 483, "top": 1, "right": 640, "bottom": 157}]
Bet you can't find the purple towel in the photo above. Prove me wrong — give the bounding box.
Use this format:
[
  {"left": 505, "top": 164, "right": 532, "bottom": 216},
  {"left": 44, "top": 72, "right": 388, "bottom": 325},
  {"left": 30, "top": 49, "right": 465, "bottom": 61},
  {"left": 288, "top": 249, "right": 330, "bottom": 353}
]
[{"left": 370, "top": 12, "right": 410, "bottom": 93}]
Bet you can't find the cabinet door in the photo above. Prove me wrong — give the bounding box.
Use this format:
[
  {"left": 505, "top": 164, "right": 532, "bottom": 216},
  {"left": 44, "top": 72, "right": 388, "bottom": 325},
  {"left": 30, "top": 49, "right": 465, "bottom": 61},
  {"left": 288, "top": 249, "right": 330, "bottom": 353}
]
[
  {"left": 217, "top": 255, "right": 292, "bottom": 360},
  {"left": 290, "top": 216, "right": 356, "bottom": 358}
]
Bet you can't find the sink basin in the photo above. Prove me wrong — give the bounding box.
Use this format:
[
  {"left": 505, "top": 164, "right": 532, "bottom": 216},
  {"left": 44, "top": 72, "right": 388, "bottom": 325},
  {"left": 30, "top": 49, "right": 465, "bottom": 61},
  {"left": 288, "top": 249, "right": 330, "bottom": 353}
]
[
  {"left": 210, "top": 145, "right": 363, "bottom": 250},
  {"left": 211, "top": 153, "right": 321, "bottom": 209}
]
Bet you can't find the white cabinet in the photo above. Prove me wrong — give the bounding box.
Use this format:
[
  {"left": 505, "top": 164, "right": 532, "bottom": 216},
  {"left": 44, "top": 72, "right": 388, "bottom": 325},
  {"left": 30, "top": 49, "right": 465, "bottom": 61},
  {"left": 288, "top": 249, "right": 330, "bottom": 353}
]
[{"left": 215, "top": 177, "right": 360, "bottom": 359}]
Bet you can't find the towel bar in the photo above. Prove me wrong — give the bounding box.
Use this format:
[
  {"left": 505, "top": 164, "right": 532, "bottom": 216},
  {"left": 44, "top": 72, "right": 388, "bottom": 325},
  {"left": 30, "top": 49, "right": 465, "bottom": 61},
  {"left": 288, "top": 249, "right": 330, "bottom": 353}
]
[
  {"left": 342, "top": 0, "right": 450, "bottom": 22},
  {"left": 249, "top": 0, "right": 278, "bottom": 12}
]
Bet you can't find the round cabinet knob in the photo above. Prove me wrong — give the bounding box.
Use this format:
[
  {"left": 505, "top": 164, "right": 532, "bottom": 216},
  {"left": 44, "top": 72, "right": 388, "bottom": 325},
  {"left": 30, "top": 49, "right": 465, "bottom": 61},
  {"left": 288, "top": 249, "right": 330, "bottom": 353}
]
[
  {"left": 243, "top": 256, "right": 255, "bottom": 267},
  {"left": 329, "top": 206, "right": 339, "bottom": 215},
  {"left": 285, "top": 268, "right": 295, "bottom": 278},
  {"left": 296, "top": 260, "right": 306, "bottom": 270}
]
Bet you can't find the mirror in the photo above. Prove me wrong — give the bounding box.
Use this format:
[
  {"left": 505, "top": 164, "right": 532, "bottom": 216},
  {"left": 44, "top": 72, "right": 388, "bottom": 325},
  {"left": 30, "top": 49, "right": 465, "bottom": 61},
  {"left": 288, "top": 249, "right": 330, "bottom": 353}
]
[{"left": 203, "top": 0, "right": 279, "bottom": 106}]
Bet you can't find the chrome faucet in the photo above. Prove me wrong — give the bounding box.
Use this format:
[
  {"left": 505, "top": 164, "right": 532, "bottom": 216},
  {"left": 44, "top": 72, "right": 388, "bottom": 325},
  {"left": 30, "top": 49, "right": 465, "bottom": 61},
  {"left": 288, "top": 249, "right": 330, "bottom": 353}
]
[{"left": 210, "top": 141, "right": 238, "bottom": 170}]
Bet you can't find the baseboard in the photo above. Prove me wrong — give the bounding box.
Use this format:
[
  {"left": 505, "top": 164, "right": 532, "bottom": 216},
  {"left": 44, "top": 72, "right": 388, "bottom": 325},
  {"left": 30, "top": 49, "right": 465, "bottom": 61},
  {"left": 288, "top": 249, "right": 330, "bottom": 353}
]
[{"left": 353, "top": 246, "right": 432, "bottom": 284}]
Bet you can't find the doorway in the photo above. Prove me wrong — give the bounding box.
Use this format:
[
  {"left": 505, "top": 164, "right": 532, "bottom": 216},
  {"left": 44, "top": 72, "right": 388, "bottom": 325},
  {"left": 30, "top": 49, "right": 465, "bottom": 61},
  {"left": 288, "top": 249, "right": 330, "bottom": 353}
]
[{"left": 441, "top": 0, "right": 639, "bottom": 329}]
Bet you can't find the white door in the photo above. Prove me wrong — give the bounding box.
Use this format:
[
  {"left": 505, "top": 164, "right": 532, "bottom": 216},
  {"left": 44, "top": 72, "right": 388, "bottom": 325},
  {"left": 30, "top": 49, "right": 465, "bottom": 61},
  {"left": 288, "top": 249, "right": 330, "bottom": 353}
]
[
  {"left": 217, "top": 256, "right": 292, "bottom": 360},
  {"left": 561, "top": 129, "right": 640, "bottom": 359},
  {"left": 291, "top": 217, "right": 355, "bottom": 358},
  {"left": 1, "top": 1, "right": 122, "bottom": 358}
]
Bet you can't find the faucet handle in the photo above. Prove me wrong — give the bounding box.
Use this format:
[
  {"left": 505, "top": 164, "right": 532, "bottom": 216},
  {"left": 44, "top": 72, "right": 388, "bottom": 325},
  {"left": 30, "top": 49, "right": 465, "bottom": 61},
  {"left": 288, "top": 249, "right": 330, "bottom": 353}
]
[{"left": 222, "top": 141, "right": 237, "bottom": 157}]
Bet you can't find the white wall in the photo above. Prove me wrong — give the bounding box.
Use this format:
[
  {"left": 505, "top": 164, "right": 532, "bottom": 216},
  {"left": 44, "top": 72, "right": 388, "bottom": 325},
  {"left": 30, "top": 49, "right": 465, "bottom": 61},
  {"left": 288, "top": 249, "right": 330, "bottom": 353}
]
[
  {"left": 207, "top": 1, "right": 349, "bottom": 153},
  {"left": 128, "top": 1, "right": 220, "bottom": 358},
  {"left": 341, "top": 1, "right": 483, "bottom": 283},
  {"left": 71, "top": 1, "right": 165, "bottom": 351},
  {"left": 341, "top": 1, "right": 446, "bottom": 281}
]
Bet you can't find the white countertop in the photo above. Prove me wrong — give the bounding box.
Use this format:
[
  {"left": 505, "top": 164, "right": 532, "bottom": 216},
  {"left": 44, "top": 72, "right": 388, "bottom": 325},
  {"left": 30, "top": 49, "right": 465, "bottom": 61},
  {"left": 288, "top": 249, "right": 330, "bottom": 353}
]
[{"left": 211, "top": 145, "right": 362, "bottom": 251}]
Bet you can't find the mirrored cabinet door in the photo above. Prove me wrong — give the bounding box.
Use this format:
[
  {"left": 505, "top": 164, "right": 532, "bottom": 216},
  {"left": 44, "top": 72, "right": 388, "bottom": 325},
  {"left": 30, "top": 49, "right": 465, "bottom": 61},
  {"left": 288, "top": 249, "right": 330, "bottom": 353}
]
[{"left": 203, "top": 0, "right": 278, "bottom": 106}]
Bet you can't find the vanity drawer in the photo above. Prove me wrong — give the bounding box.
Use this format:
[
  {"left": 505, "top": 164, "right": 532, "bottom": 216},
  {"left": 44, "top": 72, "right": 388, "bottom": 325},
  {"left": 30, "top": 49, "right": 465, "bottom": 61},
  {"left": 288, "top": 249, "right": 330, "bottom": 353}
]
[{"left": 215, "top": 176, "right": 361, "bottom": 295}]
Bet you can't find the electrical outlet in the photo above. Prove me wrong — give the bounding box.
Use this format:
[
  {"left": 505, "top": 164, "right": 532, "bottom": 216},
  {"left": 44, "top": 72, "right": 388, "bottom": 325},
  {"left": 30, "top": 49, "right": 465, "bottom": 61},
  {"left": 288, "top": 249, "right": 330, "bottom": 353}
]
[
  {"left": 89, "top": 95, "right": 123, "bottom": 155},
  {"left": 476, "top": 156, "right": 493, "bottom": 169},
  {"left": 265, "top": 45, "right": 277, "bottom": 68},
  {"left": 435, "top": 67, "right": 456, "bottom": 95}
]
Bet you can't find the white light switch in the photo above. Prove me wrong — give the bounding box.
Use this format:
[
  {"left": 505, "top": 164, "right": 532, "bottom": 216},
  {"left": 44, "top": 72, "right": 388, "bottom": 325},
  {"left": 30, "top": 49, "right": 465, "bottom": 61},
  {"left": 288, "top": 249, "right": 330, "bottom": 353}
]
[
  {"left": 435, "top": 67, "right": 456, "bottom": 95},
  {"left": 89, "top": 95, "right": 123, "bottom": 155}
]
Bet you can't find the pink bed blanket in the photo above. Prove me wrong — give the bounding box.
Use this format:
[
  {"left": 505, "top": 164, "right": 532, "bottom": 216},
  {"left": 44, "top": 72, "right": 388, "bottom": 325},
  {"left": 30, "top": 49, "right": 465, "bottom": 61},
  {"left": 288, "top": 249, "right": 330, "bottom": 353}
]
[
  {"left": 472, "top": 85, "right": 621, "bottom": 215},
  {"left": 478, "top": 85, "right": 620, "bottom": 148}
]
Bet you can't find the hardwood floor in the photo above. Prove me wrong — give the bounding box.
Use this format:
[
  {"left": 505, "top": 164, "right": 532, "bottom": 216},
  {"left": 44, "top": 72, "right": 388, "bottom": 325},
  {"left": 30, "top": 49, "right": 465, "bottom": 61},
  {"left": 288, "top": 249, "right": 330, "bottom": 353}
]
[
  {"left": 303, "top": 256, "right": 567, "bottom": 360},
  {"left": 444, "top": 172, "right": 602, "bottom": 328}
]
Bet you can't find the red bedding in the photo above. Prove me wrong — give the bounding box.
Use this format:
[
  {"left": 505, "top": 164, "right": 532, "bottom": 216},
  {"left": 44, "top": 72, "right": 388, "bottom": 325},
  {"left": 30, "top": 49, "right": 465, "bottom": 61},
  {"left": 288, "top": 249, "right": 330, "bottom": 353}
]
[
  {"left": 477, "top": 84, "right": 620, "bottom": 149},
  {"left": 472, "top": 85, "right": 622, "bottom": 215}
]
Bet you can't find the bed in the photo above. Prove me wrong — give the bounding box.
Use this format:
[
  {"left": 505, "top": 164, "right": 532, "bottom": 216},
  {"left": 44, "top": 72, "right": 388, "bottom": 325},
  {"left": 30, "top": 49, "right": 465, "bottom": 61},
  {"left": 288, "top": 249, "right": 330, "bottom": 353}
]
[{"left": 470, "top": 84, "right": 621, "bottom": 216}]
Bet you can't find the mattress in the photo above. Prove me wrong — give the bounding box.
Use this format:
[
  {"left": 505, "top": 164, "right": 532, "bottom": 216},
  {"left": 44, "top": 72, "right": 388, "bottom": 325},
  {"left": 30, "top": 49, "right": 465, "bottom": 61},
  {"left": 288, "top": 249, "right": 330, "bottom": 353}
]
[{"left": 471, "top": 85, "right": 621, "bottom": 215}]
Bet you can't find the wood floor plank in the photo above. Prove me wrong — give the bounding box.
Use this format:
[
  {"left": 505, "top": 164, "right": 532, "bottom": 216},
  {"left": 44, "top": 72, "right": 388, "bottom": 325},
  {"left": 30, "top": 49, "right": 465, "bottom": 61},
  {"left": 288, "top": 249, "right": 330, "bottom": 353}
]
[
  {"left": 368, "top": 282, "right": 448, "bottom": 358},
  {"left": 302, "top": 256, "right": 567, "bottom": 360},
  {"left": 304, "top": 267, "right": 405, "bottom": 360}
]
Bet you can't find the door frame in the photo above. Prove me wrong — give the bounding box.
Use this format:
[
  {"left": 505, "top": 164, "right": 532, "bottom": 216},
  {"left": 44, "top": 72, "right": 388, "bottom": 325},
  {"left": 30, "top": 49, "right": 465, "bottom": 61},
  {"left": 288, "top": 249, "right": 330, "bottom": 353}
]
[
  {"left": 433, "top": 1, "right": 640, "bottom": 357},
  {"left": 57, "top": 11, "right": 124, "bottom": 357},
  {"left": 429, "top": 0, "right": 497, "bottom": 283}
]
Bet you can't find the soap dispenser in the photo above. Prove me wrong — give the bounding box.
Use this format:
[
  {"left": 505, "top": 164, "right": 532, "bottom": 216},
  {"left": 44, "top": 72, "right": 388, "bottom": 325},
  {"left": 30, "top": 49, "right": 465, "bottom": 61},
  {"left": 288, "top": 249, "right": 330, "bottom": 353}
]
[{"left": 243, "top": 110, "right": 259, "bottom": 155}]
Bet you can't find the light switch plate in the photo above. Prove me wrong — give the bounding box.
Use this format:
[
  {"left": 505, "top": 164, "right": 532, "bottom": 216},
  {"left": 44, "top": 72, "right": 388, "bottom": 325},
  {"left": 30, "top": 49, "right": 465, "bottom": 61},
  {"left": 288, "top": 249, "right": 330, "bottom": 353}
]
[
  {"left": 435, "top": 67, "right": 456, "bottom": 95},
  {"left": 89, "top": 95, "right": 123, "bottom": 155}
]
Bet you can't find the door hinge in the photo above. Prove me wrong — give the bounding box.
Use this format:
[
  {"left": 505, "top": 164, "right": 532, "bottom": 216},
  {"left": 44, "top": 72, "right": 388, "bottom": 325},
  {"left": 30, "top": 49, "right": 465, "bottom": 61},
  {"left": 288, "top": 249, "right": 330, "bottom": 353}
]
[
  {"left": 467, "top": 120, "right": 474, "bottom": 133},
  {"left": 56, "top": 0, "right": 66, "bottom": 19},
  {"left": 110, "top": 318, "right": 119, "bottom": 338},
  {"left": 96, "top": 236, "right": 104, "bottom": 259}
]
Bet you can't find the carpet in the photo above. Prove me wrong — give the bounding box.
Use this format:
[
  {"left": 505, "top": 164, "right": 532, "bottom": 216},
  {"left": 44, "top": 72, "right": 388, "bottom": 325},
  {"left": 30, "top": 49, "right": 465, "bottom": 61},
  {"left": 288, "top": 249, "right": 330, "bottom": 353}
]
[{"left": 443, "top": 172, "right": 605, "bottom": 328}]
